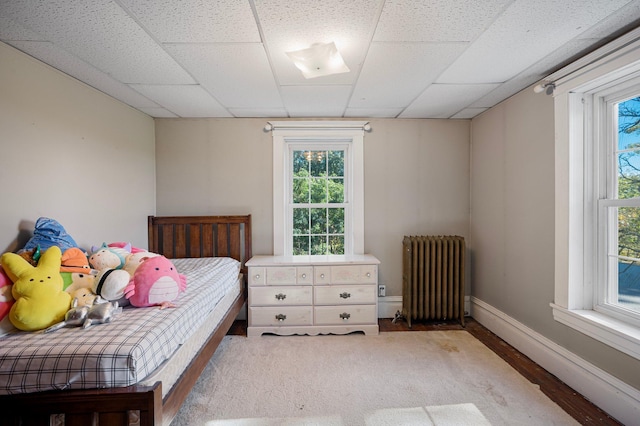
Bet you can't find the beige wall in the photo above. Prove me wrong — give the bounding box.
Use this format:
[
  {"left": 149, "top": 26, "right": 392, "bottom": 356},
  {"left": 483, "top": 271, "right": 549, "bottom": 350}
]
[
  {"left": 0, "top": 42, "right": 156, "bottom": 252},
  {"left": 470, "top": 86, "right": 640, "bottom": 389},
  {"left": 155, "top": 118, "right": 470, "bottom": 296}
]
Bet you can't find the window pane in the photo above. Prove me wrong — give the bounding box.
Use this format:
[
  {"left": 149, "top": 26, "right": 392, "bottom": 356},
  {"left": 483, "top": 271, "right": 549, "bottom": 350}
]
[
  {"left": 293, "top": 208, "right": 309, "bottom": 235},
  {"left": 310, "top": 208, "right": 326, "bottom": 234},
  {"left": 293, "top": 178, "right": 309, "bottom": 203},
  {"left": 310, "top": 178, "right": 328, "bottom": 203},
  {"left": 328, "top": 178, "right": 344, "bottom": 203},
  {"left": 618, "top": 97, "right": 640, "bottom": 151},
  {"left": 328, "top": 235, "right": 344, "bottom": 255},
  {"left": 293, "top": 150, "right": 309, "bottom": 174},
  {"left": 310, "top": 151, "right": 326, "bottom": 177},
  {"left": 617, "top": 97, "right": 640, "bottom": 200},
  {"left": 618, "top": 207, "right": 640, "bottom": 259},
  {"left": 293, "top": 236, "right": 309, "bottom": 255},
  {"left": 310, "top": 235, "right": 326, "bottom": 255},
  {"left": 328, "top": 150, "right": 344, "bottom": 177},
  {"left": 328, "top": 208, "right": 344, "bottom": 233},
  {"left": 618, "top": 259, "right": 640, "bottom": 313}
]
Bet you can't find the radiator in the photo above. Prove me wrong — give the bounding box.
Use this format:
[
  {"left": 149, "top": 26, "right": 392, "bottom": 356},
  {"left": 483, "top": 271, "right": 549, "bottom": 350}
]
[{"left": 402, "top": 235, "right": 466, "bottom": 327}]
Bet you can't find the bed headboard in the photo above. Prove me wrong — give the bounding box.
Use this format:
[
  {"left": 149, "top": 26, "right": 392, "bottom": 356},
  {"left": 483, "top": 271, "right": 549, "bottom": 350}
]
[{"left": 148, "top": 215, "right": 252, "bottom": 276}]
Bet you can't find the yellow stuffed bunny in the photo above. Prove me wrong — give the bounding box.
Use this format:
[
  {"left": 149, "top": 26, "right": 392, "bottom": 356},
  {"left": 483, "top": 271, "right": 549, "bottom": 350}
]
[{"left": 1, "top": 246, "right": 71, "bottom": 331}]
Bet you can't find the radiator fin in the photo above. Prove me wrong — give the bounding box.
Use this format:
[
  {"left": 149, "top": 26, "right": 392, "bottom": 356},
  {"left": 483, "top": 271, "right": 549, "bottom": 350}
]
[{"left": 402, "top": 235, "right": 465, "bottom": 327}]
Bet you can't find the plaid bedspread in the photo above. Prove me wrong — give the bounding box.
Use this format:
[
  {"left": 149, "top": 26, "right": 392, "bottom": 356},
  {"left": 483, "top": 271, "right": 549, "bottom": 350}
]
[{"left": 0, "top": 257, "right": 240, "bottom": 395}]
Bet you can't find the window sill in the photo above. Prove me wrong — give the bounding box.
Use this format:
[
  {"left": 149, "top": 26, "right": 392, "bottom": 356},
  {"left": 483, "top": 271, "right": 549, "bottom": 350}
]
[{"left": 551, "top": 303, "right": 640, "bottom": 360}]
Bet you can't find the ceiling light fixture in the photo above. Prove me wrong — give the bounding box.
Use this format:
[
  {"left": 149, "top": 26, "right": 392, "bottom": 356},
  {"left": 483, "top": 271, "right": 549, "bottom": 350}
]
[
  {"left": 533, "top": 81, "right": 556, "bottom": 95},
  {"left": 285, "top": 42, "right": 350, "bottom": 79}
]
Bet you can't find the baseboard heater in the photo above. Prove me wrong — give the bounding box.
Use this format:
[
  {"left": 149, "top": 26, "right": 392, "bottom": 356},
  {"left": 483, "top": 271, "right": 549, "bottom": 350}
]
[{"left": 402, "top": 235, "right": 466, "bottom": 327}]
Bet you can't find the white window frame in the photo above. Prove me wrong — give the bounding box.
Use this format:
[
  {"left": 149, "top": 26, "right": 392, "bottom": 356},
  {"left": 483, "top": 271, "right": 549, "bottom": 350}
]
[
  {"left": 551, "top": 28, "right": 640, "bottom": 360},
  {"left": 269, "top": 121, "right": 367, "bottom": 256}
]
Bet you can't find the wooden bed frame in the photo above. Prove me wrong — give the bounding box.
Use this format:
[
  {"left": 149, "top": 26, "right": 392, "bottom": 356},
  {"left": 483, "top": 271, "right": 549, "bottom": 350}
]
[{"left": 0, "top": 215, "right": 252, "bottom": 426}]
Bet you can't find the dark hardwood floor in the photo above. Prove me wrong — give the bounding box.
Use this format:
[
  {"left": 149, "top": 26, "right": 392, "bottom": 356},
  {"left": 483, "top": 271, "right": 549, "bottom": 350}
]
[{"left": 228, "top": 317, "right": 622, "bottom": 425}]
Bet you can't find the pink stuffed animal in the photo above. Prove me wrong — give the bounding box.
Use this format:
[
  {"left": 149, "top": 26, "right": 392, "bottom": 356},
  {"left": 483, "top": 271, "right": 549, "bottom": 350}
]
[
  {"left": 0, "top": 266, "right": 14, "bottom": 334},
  {"left": 124, "top": 256, "right": 187, "bottom": 309}
]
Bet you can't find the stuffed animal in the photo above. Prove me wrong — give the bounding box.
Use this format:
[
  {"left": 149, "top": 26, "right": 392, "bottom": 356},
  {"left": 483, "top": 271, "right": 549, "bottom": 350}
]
[
  {"left": 60, "top": 247, "right": 94, "bottom": 274},
  {"left": 68, "top": 287, "right": 98, "bottom": 307},
  {"left": 89, "top": 243, "right": 130, "bottom": 271},
  {"left": 93, "top": 268, "right": 130, "bottom": 306},
  {"left": 17, "top": 246, "right": 40, "bottom": 266},
  {"left": 82, "top": 300, "right": 121, "bottom": 329},
  {"left": 108, "top": 241, "right": 145, "bottom": 254},
  {"left": 44, "top": 298, "right": 121, "bottom": 333},
  {"left": 1, "top": 246, "right": 71, "bottom": 331},
  {"left": 122, "top": 251, "right": 159, "bottom": 276},
  {"left": 124, "top": 256, "right": 187, "bottom": 309},
  {"left": 63, "top": 271, "right": 97, "bottom": 293},
  {"left": 0, "top": 267, "right": 15, "bottom": 335}
]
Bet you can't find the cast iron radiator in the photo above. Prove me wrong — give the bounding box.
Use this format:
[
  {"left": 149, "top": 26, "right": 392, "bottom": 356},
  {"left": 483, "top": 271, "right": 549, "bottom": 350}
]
[{"left": 402, "top": 235, "right": 466, "bottom": 327}]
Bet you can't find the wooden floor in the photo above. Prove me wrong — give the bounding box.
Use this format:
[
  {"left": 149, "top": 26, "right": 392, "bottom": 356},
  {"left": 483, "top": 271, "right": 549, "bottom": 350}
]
[{"left": 228, "top": 317, "right": 622, "bottom": 425}]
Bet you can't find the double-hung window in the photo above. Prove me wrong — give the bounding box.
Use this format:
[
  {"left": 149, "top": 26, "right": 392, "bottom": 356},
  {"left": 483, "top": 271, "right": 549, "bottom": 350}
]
[
  {"left": 269, "top": 121, "right": 367, "bottom": 257},
  {"left": 598, "top": 91, "right": 640, "bottom": 321},
  {"left": 552, "top": 29, "right": 640, "bottom": 360}
]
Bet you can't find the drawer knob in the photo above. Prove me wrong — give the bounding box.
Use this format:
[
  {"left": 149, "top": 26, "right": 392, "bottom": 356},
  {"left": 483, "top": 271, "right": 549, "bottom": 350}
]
[
  {"left": 275, "top": 293, "right": 287, "bottom": 300},
  {"left": 254, "top": 274, "right": 260, "bottom": 280},
  {"left": 339, "top": 292, "right": 351, "bottom": 299},
  {"left": 275, "top": 314, "right": 287, "bottom": 322},
  {"left": 340, "top": 312, "right": 351, "bottom": 320},
  {"left": 320, "top": 273, "right": 325, "bottom": 278},
  {"left": 301, "top": 273, "right": 307, "bottom": 279},
  {"left": 366, "top": 272, "right": 371, "bottom": 278}
]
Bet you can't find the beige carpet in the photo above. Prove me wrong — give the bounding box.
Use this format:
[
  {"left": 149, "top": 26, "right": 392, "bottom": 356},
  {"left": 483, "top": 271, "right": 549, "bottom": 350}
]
[{"left": 171, "top": 331, "right": 579, "bottom": 425}]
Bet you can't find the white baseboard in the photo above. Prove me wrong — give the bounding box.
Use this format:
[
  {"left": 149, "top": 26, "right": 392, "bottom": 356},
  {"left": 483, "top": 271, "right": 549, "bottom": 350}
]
[
  {"left": 378, "top": 296, "right": 402, "bottom": 318},
  {"left": 471, "top": 297, "right": 640, "bottom": 426}
]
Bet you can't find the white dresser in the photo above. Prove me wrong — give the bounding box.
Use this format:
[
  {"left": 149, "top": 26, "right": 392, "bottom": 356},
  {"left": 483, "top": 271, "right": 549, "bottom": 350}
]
[{"left": 246, "top": 255, "right": 380, "bottom": 336}]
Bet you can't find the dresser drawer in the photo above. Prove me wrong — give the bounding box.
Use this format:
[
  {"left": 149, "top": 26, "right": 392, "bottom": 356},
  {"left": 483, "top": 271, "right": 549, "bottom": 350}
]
[
  {"left": 248, "top": 267, "right": 265, "bottom": 285},
  {"left": 250, "top": 286, "right": 312, "bottom": 306},
  {"left": 314, "top": 285, "right": 377, "bottom": 305},
  {"left": 314, "top": 305, "right": 377, "bottom": 325},
  {"left": 329, "top": 265, "right": 377, "bottom": 284},
  {"left": 264, "top": 266, "right": 314, "bottom": 285},
  {"left": 249, "top": 306, "right": 313, "bottom": 326}
]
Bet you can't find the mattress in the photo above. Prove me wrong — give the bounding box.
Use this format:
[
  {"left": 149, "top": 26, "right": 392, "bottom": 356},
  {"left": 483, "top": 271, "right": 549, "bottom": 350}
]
[{"left": 0, "top": 257, "right": 240, "bottom": 395}]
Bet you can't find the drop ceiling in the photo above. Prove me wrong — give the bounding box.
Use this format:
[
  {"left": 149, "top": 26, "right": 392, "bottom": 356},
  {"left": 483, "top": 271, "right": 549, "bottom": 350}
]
[{"left": 1, "top": 0, "right": 640, "bottom": 119}]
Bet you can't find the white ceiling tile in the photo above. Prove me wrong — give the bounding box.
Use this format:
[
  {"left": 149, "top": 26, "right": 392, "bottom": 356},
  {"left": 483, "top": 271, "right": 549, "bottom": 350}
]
[
  {"left": 254, "top": 0, "right": 382, "bottom": 86},
  {"left": 0, "top": 16, "right": 47, "bottom": 41},
  {"left": 280, "top": 86, "right": 351, "bottom": 117},
  {"left": 1, "top": 0, "right": 194, "bottom": 84},
  {"left": 401, "top": 84, "right": 500, "bottom": 118},
  {"left": 7, "top": 40, "right": 160, "bottom": 108},
  {"left": 165, "top": 43, "right": 282, "bottom": 108},
  {"left": 350, "top": 42, "right": 468, "bottom": 109},
  {"left": 119, "top": 0, "right": 261, "bottom": 43},
  {"left": 437, "top": 0, "right": 634, "bottom": 84},
  {"left": 574, "top": 1, "right": 640, "bottom": 40},
  {"left": 374, "top": 0, "right": 512, "bottom": 42},
  {"left": 129, "top": 84, "right": 232, "bottom": 117},
  {"left": 469, "top": 39, "right": 598, "bottom": 109}
]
